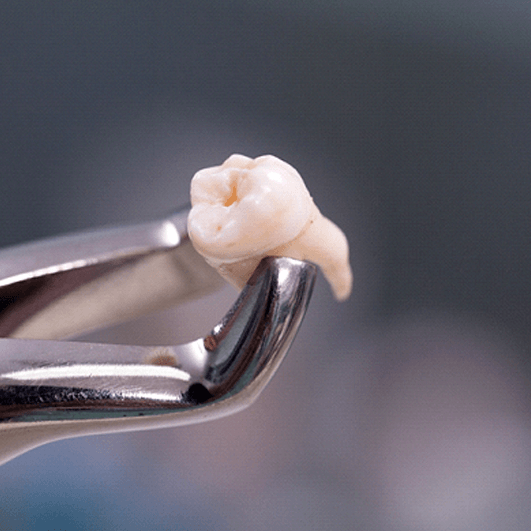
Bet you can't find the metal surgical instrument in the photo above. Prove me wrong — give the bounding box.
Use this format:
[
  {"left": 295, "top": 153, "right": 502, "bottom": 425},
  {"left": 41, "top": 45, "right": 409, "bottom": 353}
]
[{"left": 0, "top": 207, "right": 316, "bottom": 464}]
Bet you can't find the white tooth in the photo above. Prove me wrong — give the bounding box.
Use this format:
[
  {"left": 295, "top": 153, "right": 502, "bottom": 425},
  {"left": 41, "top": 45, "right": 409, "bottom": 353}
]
[{"left": 188, "top": 154, "right": 352, "bottom": 301}]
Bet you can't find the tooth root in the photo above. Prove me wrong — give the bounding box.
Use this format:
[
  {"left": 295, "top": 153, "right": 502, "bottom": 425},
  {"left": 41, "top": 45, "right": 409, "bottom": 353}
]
[
  {"left": 273, "top": 205, "right": 353, "bottom": 301},
  {"left": 188, "top": 154, "right": 353, "bottom": 301},
  {"left": 202, "top": 256, "right": 265, "bottom": 292}
]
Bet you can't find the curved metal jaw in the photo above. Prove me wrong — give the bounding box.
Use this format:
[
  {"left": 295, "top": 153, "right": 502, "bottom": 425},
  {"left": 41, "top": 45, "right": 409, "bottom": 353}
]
[
  {"left": 0, "top": 257, "right": 315, "bottom": 424},
  {"left": 0, "top": 210, "right": 316, "bottom": 464}
]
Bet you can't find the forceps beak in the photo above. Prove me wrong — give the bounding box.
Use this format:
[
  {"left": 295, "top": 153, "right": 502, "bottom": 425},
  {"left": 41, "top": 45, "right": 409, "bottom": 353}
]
[{"left": 0, "top": 208, "right": 316, "bottom": 464}]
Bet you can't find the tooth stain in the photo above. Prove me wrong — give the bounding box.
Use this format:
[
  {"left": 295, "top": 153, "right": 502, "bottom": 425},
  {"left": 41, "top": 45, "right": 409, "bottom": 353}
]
[{"left": 224, "top": 183, "right": 239, "bottom": 207}]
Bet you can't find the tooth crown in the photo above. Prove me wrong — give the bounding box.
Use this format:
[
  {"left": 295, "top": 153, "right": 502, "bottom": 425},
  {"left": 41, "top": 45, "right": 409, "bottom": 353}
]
[
  {"left": 188, "top": 154, "right": 352, "bottom": 301},
  {"left": 189, "top": 154, "right": 313, "bottom": 262}
]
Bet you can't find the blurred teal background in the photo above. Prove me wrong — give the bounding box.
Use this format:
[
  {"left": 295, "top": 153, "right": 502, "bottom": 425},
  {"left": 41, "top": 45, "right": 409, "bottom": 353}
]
[{"left": 1, "top": 1, "right": 531, "bottom": 529}]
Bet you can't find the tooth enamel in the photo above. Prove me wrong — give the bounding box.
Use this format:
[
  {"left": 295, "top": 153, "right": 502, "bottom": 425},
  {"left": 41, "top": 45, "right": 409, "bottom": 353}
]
[{"left": 188, "top": 154, "right": 352, "bottom": 301}]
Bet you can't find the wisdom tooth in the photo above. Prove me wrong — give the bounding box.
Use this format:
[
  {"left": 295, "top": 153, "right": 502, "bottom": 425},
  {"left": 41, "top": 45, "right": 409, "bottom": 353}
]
[{"left": 188, "top": 154, "right": 352, "bottom": 301}]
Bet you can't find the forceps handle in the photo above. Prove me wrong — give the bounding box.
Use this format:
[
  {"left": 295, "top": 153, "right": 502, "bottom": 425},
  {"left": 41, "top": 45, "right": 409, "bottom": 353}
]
[{"left": 0, "top": 208, "right": 223, "bottom": 340}]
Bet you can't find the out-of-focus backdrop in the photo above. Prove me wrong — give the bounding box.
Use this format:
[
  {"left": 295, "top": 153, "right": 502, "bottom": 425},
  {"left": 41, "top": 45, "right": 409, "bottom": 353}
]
[{"left": 2, "top": 1, "right": 531, "bottom": 530}]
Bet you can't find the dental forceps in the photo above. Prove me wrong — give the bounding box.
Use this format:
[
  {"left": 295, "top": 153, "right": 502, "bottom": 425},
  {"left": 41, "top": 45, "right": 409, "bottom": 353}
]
[{"left": 0, "top": 207, "right": 316, "bottom": 464}]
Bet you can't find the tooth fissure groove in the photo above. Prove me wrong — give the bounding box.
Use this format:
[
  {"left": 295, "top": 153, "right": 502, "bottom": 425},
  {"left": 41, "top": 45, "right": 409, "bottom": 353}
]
[{"left": 224, "top": 182, "right": 239, "bottom": 207}]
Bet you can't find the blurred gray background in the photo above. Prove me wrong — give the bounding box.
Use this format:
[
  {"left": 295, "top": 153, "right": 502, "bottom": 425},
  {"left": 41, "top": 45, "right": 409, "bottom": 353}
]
[{"left": 1, "top": 1, "right": 531, "bottom": 530}]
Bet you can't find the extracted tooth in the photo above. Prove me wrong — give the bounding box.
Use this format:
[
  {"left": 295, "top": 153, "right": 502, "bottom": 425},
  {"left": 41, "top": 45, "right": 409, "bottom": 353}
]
[{"left": 188, "top": 154, "right": 352, "bottom": 301}]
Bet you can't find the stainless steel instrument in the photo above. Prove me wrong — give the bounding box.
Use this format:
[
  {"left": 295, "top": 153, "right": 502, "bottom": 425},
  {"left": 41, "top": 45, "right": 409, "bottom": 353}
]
[{"left": 0, "top": 207, "right": 316, "bottom": 464}]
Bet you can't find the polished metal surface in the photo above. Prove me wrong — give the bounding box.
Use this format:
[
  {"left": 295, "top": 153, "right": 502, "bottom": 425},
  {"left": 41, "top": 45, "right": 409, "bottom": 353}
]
[
  {"left": 0, "top": 257, "right": 315, "bottom": 424},
  {"left": 0, "top": 207, "right": 223, "bottom": 340},
  {"left": 0, "top": 211, "right": 316, "bottom": 463}
]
